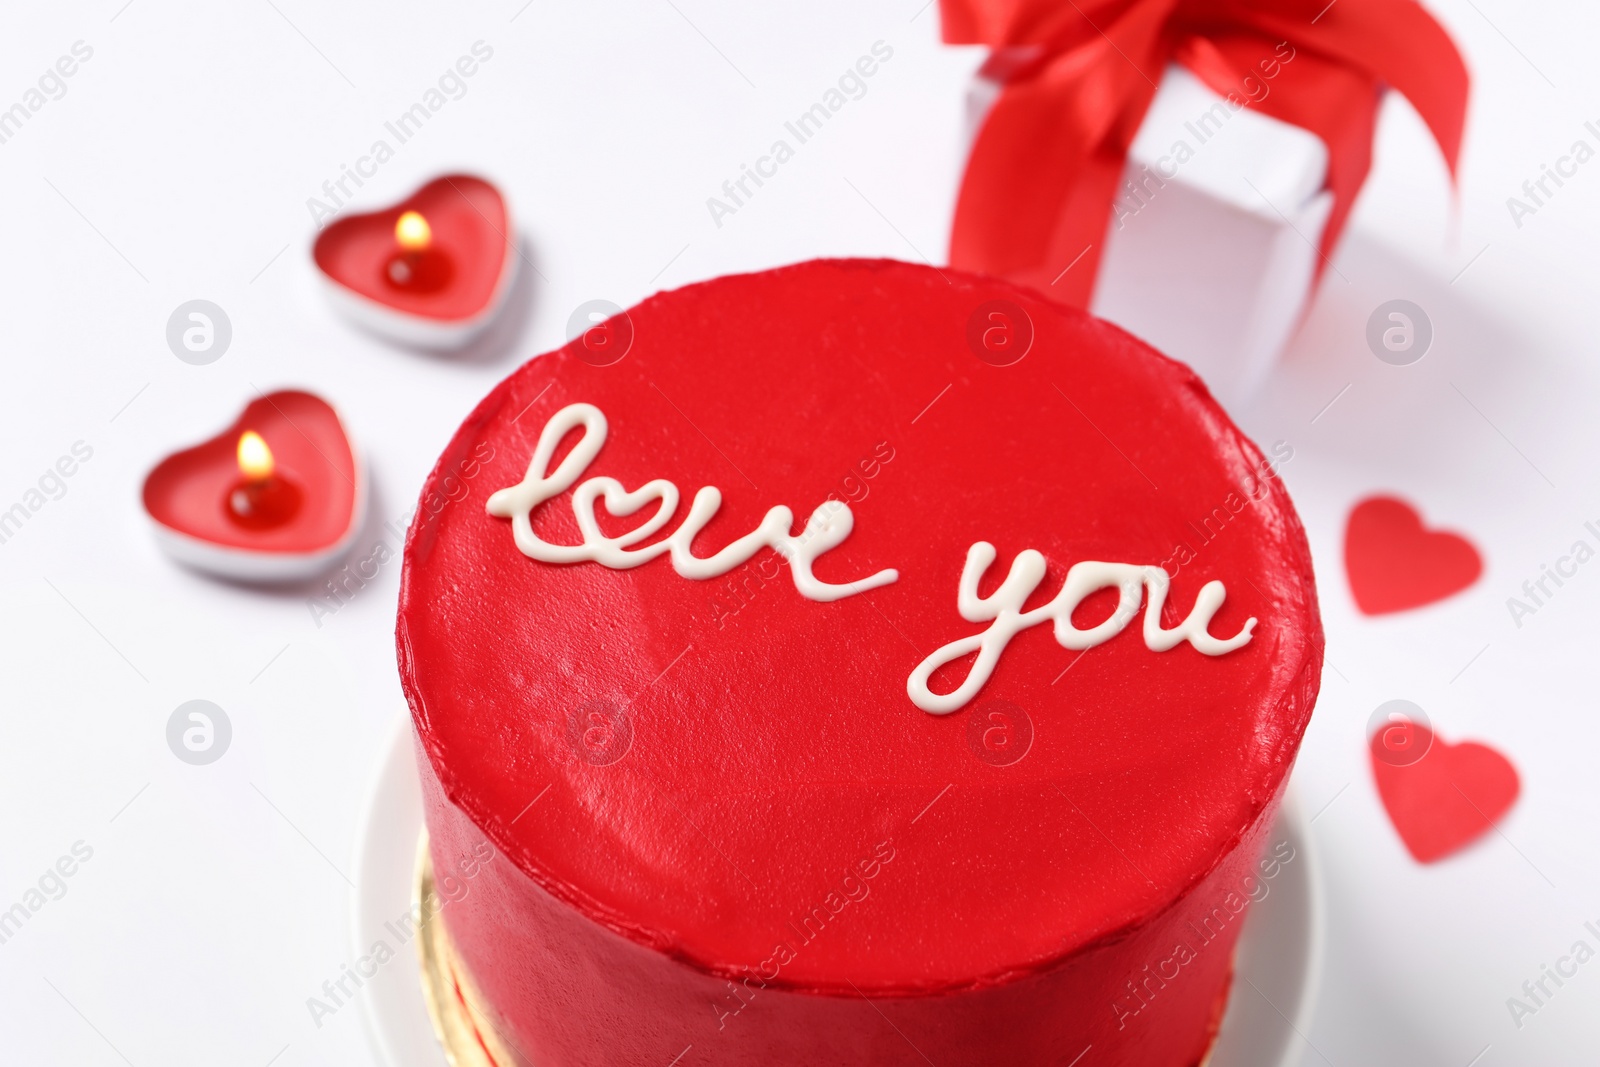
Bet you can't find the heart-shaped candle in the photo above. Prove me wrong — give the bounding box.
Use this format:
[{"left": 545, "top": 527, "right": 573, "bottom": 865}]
[
  {"left": 313, "top": 174, "right": 517, "bottom": 349},
  {"left": 143, "top": 390, "right": 364, "bottom": 582}
]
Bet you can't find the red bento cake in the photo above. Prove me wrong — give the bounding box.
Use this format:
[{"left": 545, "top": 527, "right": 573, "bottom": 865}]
[{"left": 396, "top": 258, "right": 1323, "bottom": 1066}]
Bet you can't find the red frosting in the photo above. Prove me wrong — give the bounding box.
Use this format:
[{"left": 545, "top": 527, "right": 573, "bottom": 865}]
[{"left": 398, "top": 259, "right": 1322, "bottom": 1065}]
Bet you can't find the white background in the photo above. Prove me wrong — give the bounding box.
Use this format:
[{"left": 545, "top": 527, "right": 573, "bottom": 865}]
[{"left": 1, "top": 1, "right": 1597, "bottom": 1064}]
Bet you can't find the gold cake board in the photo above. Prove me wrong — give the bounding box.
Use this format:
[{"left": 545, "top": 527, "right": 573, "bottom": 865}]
[
  {"left": 414, "top": 830, "right": 1221, "bottom": 1067},
  {"left": 414, "top": 832, "right": 520, "bottom": 1067}
]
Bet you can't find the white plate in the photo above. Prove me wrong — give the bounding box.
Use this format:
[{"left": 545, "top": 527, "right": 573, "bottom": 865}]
[
  {"left": 1208, "top": 787, "right": 1324, "bottom": 1067},
  {"left": 353, "top": 720, "right": 1323, "bottom": 1067}
]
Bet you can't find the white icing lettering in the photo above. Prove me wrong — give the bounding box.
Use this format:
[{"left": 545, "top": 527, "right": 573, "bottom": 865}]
[
  {"left": 908, "top": 542, "right": 1255, "bottom": 714},
  {"left": 487, "top": 403, "right": 898, "bottom": 602}
]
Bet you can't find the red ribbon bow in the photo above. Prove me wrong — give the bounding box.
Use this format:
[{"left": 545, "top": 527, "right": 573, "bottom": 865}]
[{"left": 943, "top": 0, "right": 1469, "bottom": 305}]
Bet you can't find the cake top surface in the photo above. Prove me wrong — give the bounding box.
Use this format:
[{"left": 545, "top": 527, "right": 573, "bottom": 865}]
[{"left": 398, "top": 258, "right": 1322, "bottom": 993}]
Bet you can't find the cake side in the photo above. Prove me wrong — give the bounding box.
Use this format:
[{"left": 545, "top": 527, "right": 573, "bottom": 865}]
[{"left": 418, "top": 736, "right": 1285, "bottom": 1066}]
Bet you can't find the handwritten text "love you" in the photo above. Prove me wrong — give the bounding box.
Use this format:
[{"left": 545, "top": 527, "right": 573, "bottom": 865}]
[{"left": 488, "top": 403, "right": 1256, "bottom": 715}]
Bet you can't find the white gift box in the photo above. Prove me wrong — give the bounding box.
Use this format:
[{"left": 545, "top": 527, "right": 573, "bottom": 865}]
[{"left": 968, "top": 64, "right": 1333, "bottom": 407}]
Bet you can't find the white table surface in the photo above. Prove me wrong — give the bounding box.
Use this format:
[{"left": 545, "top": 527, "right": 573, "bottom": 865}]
[{"left": 2, "top": 1, "right": 1597, "bottom": 1064}]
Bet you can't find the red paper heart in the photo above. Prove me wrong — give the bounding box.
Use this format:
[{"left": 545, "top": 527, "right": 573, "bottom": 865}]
[
  {"left": 1370, "top": 724, "right": 1519, "bottom": 863},
  {"left": 142, "top": 390, "right": 363, "bottom": 581},
  {"left": 313, "top": 174, "right": 515, "bottom": 347},
  {"left": 1344, "top": 495, "right": 1482, "bottom": 615}
]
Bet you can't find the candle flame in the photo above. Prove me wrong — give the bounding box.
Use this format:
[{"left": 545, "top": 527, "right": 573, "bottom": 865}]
[
  {"left": 395, "top": 210, "right": 432, "bottom": 252},
  {"left": 237, "top": 431, "right": 275, "bottom": 481}
]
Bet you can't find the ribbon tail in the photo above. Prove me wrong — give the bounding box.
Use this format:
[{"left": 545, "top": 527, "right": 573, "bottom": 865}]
[
  {"left": 950, "top": 75, "right": 1104, "bottom": 284},
  {"left": 952, "top": 75, "right": 1164, "bottom": 298},
  {"left": 1298, "top": 0, "right": 1469, "bottom": 177},
  {"left": 950, "top": 0, "right": 1171, "bottom": 297}
]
